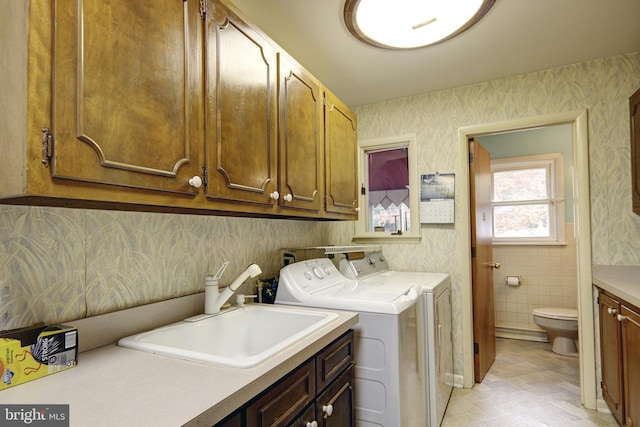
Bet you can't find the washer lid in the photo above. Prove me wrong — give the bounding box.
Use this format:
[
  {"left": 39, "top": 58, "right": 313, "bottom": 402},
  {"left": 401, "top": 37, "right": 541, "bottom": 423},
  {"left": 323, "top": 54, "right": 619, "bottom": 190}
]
[{"left": 533, "top": 307, "right": 578, "bottom": 319}]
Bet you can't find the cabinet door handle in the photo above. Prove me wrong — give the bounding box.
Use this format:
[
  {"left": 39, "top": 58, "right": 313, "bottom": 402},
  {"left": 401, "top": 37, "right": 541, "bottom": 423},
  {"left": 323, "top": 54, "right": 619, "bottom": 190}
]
[
  {"left": 283, "top": 193, "right": 293, "bottom": 202},
  {"left": 617, "top": 314, "right": 626, "bottom": 322},
  {"left": 188, "top": 176, "right": 203, "bottom": 189},
  {"left": 305, "top": 422, "right": 318, "bottom": 427},
  {"left": 322, "top": 404, "right": 334, "bottom": 417},
  {"left": 269, "top": 191, "right": 280, "bottom": 200},
  {"left": 608, "top": 307, "right": 618, "bottom": 316}
]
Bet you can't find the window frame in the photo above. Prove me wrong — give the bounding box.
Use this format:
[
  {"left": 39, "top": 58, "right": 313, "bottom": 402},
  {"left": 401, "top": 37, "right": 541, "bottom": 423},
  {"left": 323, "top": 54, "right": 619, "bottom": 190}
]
[
  {"left": 353, "top": 134, "right": 420, "bottom": 243},
  {"left": 490, "top": 153, "right": 566, "bottom": 245}
]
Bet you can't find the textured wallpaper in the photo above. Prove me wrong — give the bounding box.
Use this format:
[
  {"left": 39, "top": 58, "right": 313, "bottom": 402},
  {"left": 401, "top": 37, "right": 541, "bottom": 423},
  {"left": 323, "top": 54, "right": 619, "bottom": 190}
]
[
  {"left": 0, "top": 206, "right": 327, "bottom": 330},
  {"left": 342, "top": 52, "right": 640, "bottom": 375}
]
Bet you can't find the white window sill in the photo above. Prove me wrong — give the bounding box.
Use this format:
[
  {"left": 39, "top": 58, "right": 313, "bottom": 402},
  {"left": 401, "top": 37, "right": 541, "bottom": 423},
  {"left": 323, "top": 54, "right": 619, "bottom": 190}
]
[
  {"left": 352, "top": 233, "right": 421, "bottom": 244},
  {"left": 492, "top": 240, "right": 568, "bottom": 246}
]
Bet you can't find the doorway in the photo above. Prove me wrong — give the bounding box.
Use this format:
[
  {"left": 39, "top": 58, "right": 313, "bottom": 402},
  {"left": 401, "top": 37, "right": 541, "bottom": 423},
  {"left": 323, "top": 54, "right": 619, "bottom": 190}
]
[{"left": 457, "top": 110, "right": 597, "bottom": 409}]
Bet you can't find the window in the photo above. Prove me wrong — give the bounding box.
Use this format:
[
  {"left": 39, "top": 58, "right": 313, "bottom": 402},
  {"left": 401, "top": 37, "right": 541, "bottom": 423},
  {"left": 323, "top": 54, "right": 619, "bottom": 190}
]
[
  {"left": 491, "top": 153, "right": 565, "bottom": 244},
  {"left": 354, "top": 134, "right": 420, "bottom": 242}
]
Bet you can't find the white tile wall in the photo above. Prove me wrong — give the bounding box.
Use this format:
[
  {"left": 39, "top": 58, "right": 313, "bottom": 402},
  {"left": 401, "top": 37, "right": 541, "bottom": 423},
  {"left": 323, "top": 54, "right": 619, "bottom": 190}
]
[{"left": 493, "top": 224, "right": 577, "bottom": 333}]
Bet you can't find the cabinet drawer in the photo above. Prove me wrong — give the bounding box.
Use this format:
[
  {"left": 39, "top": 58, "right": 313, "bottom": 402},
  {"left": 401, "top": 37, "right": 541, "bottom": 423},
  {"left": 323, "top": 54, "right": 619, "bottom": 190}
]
[
  {"left": 315, "top": 330, "right": 354, "bottom": 393},
  {"left": 246, "top": 359, "right": 316, "bottom": 427},
  {"left": 316, "top": 364, "right": 355, "bottom": 427}
]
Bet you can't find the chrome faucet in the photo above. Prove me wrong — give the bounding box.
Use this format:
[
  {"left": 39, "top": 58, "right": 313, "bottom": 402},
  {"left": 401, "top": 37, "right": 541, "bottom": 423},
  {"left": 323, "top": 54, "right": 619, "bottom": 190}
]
[{"left": 204, "top": 263, "right": 262, "bottom": 314}]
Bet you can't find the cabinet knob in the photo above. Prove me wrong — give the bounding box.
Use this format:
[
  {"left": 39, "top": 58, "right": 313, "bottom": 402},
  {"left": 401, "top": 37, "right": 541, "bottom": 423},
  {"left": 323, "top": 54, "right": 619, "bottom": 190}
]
[
  {"left": 617, "top": 314, "right": 626, "bottom": 322},
  {"left": 608, "top": 307, "right": 618, "bottom": 316},
  {"left": 269, "top": 191, "right": 280, "bottom": 200},
  {"left": 305, "top": 422, "right": 318, "bottom": 427},
  {"left": 322, "top": 404, "right": 333, "bottom": 417},
  {"left": 283, "top": 193, "right": 293, "bottom": 202},
  {"left": 354, "top": 207, "right": 361, "bottom": 212},
  {"left": 188, "top": 176, "right": 203, "bottom": 189}
]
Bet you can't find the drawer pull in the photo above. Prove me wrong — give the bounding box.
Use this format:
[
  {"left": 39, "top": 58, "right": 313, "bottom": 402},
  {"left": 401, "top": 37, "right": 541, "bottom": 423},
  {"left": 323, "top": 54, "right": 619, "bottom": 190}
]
[
  {"left": 305, "top": 422, "right": 318, "bottom": 427},
  {"left": 322, "top": 404, "right": 333, "bottom": 417}
]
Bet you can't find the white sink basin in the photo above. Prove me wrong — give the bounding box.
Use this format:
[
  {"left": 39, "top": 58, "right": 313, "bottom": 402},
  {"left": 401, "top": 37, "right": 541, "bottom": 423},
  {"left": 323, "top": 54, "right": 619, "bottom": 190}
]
[{"left": 118, "top": 305, "right": 338, "bottom": 368}]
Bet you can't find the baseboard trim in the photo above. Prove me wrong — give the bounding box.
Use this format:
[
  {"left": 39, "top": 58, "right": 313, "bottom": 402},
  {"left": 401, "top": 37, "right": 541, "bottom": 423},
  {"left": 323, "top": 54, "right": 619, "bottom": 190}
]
[{"left": 495, "top": 326, "right": 548, "bottom": 342}]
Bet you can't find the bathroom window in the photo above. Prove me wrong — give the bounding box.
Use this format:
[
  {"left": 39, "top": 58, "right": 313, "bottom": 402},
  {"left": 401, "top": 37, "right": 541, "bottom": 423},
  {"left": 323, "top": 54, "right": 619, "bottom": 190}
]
[
  {"left": 353, "top": 134, "right": 420, "bottom": 242},
  {"left": 491, "top": 153, "right": 565, "bottom": 245}
]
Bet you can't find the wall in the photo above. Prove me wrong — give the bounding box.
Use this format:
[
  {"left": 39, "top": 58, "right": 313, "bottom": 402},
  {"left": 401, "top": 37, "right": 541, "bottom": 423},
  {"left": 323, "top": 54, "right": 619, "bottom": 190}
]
[
  {"left": 0, "top": 206, "right": 328, "bottom": 330},
  {"left": 326, "top": 52, "right": 640, "bottom": 376}
]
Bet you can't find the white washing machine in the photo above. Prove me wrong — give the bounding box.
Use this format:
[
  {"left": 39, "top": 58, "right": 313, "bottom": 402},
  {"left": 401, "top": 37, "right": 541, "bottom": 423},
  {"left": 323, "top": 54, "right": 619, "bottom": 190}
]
[
  {"left": 276, "top": 257, "right": 423, "bottom": 427},
  {"left": 339, "top": 250, "right": 454, "bottom": 427}
]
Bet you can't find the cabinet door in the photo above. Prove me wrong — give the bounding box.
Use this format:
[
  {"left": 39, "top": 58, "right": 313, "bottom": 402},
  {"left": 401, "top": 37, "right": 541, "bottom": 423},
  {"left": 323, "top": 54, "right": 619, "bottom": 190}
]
[
  {"left": 316, "top": 364, "right": 355, "bottom": 427},
  {"left": 246, "top": 360, "right": 316, "bottom": 427},
  {"left": 599, "top": 292, "right": 624, "bottom": 424},
  {"left": 324, "top": 90, "right": 358, "bottom": 218},
  {"left": 52, "top": 0, "right": 204, "bottom": 194},
  {"left": 621, "top": 304, "right": 640, "bottom": 427},
  {"left": 278, "top": 55, "right": 323, "bottom": 213},
  {"left": 631, "top": 88, "right": 640, "bottom": 214},
  {"left": 206, "top": 0, "right": 278, "bottom": 208}
]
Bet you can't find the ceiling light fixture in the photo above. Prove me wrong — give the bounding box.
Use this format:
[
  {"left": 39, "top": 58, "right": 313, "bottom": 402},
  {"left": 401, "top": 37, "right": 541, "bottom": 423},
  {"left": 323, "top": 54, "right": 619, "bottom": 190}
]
[{"left": 344, "top": 0, "right": 495, "bottom": 49}]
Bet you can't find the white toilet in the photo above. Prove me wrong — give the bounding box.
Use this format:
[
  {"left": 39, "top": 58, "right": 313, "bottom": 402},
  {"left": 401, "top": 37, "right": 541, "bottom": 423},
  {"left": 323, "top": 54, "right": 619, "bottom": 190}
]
[{"left": 532, "top": 307, "right": 579, "bottom": 357}]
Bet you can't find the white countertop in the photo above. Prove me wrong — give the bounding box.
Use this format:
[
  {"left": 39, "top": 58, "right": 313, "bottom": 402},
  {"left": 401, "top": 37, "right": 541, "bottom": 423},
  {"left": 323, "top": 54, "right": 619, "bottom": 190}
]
[
  {"left": 592, "top": 265, "right": 640, "bottom": 308},
  {"left": 0, "top": 304, "right": 358, "bottom": 427}
]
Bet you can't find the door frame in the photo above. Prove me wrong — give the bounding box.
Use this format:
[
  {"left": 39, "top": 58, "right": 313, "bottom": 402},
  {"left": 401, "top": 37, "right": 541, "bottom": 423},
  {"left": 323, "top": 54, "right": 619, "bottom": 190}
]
[{"left": 457, "top": 110, "right": 596, "bottom": 409}]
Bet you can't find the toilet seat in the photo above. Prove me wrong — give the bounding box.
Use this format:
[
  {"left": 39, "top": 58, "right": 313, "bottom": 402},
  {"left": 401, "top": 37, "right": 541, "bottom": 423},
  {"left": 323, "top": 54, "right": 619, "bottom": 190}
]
[{"left": 533, "top": 307, "right": 577, "bottom": 320}]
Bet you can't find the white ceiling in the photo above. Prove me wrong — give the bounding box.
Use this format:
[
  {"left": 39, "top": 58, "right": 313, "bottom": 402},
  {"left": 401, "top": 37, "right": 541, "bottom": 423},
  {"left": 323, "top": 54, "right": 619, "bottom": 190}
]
[{"left": 228, "top": 0, "right": 640, "bottom": 107}]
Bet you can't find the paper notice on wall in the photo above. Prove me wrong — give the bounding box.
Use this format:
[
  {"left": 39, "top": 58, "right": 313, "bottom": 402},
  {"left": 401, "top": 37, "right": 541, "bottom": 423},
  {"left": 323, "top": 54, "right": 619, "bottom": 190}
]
[{"left": 420, "top": 173, "right": 454, "bottom": 224}]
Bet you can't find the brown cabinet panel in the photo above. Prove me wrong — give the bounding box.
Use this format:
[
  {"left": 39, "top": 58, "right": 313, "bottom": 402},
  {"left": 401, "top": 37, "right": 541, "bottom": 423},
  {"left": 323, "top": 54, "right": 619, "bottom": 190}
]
[
  {"left": 599, "top": 292, "right": 624, "bottom": 424},
  {"left": 278, "top": 55, "right": 323, "bottom": 213},
  {"left": 630, "top": 88, "right": 640, "bottom": 214},
  {"left": 246, "top": 360, "right": 316, "bottom": 427},
  {"left": 315, "top": 364, "right": 355, "bottom": 427},
  {"left": 316, "top": 330, "right": 354, "bottom": 393},
  {"left": 52, "top": 0, "right": 204, "bottom": 194},
  {"left": 206, "top": 1, "right": 278, "bottom": 207},
  {"left": 324, "top": 90, "right": 358, "bottom": 218},
  {"left": 621, "top": 304, "right": 640, "bottom": 427}
]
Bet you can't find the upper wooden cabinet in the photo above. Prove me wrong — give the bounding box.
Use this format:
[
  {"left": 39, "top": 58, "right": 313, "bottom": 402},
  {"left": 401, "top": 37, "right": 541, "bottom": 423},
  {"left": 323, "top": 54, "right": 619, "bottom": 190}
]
[
  {"left": 1, "top": 0, "right": 357, "bottom": 220},
  {"left": 278, "top": 54, "right": 324, "bottom": 214},
  {"left": 206, "top": 1, "right": 278, "bottom": 208},
  {"left": 325, "top": 90, "right": 359, "bottom": 218},
  {"left": 51, "top": 0, "right": 204, "bottom": 195},
  {"left": 630, "top": 88, "right": 640, "bottom": 214}
]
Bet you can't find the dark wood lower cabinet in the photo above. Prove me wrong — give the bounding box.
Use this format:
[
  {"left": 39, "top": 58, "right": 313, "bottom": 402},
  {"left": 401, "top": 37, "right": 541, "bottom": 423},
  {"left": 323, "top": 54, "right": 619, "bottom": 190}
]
[
  {"left": 214, "top": 330, "right": 355, "bottom": 427},
  {"left": 598, "top": 289, "right": 640, "bottom": 426}
]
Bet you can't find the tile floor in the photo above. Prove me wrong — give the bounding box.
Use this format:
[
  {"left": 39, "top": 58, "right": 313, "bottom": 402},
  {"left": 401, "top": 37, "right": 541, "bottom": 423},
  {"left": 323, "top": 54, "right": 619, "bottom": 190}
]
[{"left": 441, "top": 338, "right": 619, "bottom": 427}]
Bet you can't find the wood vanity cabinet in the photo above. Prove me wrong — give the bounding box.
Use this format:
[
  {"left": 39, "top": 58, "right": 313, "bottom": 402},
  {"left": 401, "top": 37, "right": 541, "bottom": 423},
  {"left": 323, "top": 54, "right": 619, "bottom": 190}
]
[
  {"left": 216, "top": 330, "right": 355, "bottom": 427},
  {"left": 2, "top": 0, "right": 357, "bottom": 220},
  {"left": 630, "top": 88, "right": 640, "bottom": 215},
  {"left": 598, "top": 289, "right": 640, "bottom": 426}
]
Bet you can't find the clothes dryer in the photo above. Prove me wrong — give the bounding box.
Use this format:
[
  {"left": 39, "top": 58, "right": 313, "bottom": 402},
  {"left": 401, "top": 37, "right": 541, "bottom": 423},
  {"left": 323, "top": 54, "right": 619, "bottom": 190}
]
[
  {"left": 339, "top": 250, "right": 454, "bottom": 427},
  {"left": 276, "top": 257, "right": 423, "bottom": 427}
]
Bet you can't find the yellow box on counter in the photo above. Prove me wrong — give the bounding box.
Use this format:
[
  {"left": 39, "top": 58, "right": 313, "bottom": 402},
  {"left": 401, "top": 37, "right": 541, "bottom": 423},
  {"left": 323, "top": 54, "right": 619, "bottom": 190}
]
[{"left": 1, "top": 325, "right": 78, "bottom": 390}]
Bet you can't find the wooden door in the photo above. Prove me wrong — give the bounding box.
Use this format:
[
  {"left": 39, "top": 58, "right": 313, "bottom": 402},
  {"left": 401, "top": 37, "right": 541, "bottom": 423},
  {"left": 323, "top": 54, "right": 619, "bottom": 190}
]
[
  {"left": 599, "top": 292, "right": 624, "bottom": 424},
  {"left": 206, "top": 1, "right": 278, "bottom": 207},
  {"left": 469, "top": 139, "right": 497, "bottom": 382},
  {"left": 324, "top": 90, "right": 358, "bottom": 217},
  {"left": 278, "top": 55, "right": 323, "bottom": 213},
  {"left": 621, "top": 304, "right": 640, "bottom": 427},
  {"left": 630, "top": 88, "right": 640, "bottom": 214},
  {"left": 52, "top": 0, "right": 204, "bottom": 194}
]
